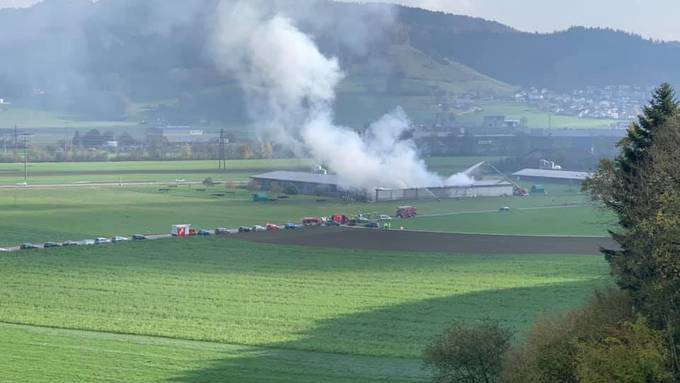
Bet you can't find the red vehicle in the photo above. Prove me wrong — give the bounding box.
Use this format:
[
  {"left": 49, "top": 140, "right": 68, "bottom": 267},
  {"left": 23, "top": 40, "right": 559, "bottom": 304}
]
[
  {"left": 331, "top": 215, "right": 349, "bottom": 225},
  {"left": 396, "top": 206, "right": 417, "bottom": 219},
  {"left": 266, "top": 223, "right": 281, "bottom": 231},
  {"left": 302, "top": 217, "right": 323, "bottom": 226}
]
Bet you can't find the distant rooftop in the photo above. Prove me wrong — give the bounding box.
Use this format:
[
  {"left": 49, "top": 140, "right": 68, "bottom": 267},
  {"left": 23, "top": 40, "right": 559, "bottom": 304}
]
[{"left": 512, "top": 168, "right": 592, "bottom": 181}]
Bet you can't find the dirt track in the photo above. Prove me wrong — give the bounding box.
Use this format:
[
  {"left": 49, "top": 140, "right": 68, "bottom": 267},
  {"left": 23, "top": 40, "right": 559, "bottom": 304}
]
[{"left": 229, "top": 227, "right": 617, "bottom": 255}]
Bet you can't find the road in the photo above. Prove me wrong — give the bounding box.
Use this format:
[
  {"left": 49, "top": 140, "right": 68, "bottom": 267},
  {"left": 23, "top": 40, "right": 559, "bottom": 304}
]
[{"left": 0, "top": 181, "right": 203, "bottom": 190}]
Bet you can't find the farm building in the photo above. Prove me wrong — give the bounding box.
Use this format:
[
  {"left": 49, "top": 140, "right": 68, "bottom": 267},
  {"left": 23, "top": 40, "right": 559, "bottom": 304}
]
[
  {"left": 512, "top": 168, "right": 592, "bottom": 183},
  {"left": 374, "top": 180, "right": 514, "bottom": 201},
  {"left": 251, "top": 171, "right": 514, "bottom": 201},
  {"left": 250, "top": 171, "right": 344, "bottom": 196}
]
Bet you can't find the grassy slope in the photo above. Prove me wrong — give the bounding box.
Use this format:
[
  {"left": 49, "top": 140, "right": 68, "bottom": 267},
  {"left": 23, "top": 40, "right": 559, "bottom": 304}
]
[
  {"left": 335, "top": 45, "right": 516, "bottom": 126},
  {"left": 0, "top": 324, "right": 423, "bottom": 383},
  {"left": 455, "top": 101, "right": 620, "bottom": 129},
  {"left": 0, "top": 239, "right": 609, "bottom": 382}
]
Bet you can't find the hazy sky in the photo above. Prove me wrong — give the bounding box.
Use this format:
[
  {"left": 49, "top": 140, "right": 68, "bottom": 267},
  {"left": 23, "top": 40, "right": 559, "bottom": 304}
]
[{"left": 3, "top": 0, "right": 680, "bottom": 41}]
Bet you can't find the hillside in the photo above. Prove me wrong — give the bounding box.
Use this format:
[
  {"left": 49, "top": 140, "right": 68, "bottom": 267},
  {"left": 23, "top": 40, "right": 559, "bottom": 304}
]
[{"left": 0, "top": 0, "right": 678, "bottom": 125}]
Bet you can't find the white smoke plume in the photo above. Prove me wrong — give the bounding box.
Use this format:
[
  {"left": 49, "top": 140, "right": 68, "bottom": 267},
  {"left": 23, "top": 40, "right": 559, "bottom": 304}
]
[{"left": 212, "top": 0, "right": 473, "bottom": 191}]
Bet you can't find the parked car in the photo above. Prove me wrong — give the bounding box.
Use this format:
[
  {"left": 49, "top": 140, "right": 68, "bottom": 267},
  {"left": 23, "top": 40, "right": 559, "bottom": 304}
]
[
  {"left": 284, "top": 223, "right": 300, "bottom": 229},
  {"left": 197, "top": 229, "right": 212, "bottom": 236},
  {"left": 215, "top": 228, "right": 229, "bottom": 235},
  {"left": 395, "top": 206, "right": 417, "bottom": 219},
  {"left": 330, "top": 215, "right": 349, "bottom": 224},
  {"left": 20, "top": 243, "right": 40, "bottom": 250},
  {"left": 61, "top": 241, "right": 79, "bottom": 247},
  {"left": 499, "top": 206, "right": 511, "bottom": 212},
  {"left": 132, "top": 234, "right": 147, "bottom": 241},
  {"left": 302, "top": 217, "right": 323, "bottom": 226},
  {"left": 252, "top": 225, "right": 266, "bottom": 232},
  {"left": 238, "top": 226, "right": 253, "bottom": 233},
  {"left": 95, "top": 237, "right": 112, "bottom": 245},
  {"left": 43, "top": 242, "right": 62, "bottom": 248},
  {"left": 266, "top": 223, "right": 282, "bottom": 231},
  {"left": 378, "top": 214, "right": 392, "bottom": 221},
  {"left": 356, "top": 215, "right": 370, "bottom": 224},
  {"left": 365, "top": 222, "right": 379, "bottom": 229},
  {"left": 112, "top": 236, "right": 130, "bottom": 242},
  {"left": 325, "top": 220, "right": 340, "bottom": 226},
  {"left": 80, "top": 239, "right": 96, "bottom": 246}
]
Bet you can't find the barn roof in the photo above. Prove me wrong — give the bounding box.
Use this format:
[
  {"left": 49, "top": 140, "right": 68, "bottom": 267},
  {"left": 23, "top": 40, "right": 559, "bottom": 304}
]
[
  {"left": 251, "top": 171, "right": 341, "bottom": 186},
  {"left": 512, "top": 168, "right": 592, "bottom": 181}
]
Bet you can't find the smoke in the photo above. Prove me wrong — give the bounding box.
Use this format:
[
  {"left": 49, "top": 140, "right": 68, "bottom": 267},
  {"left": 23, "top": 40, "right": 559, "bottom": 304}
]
[{"left": 213, "top": 0, "right": 473, "bottom": 191}]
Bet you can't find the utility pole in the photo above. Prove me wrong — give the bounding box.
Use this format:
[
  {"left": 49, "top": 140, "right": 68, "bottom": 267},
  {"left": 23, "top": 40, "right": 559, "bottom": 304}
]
[
  {"left": 218, "top": 128, "right": 226, "bottom": 171},
  {"left": 19, "top": 132, "right": 30, "bottom": 185},
  {"left": 12, "top": 125, "right": 17, "bottom": 161}
]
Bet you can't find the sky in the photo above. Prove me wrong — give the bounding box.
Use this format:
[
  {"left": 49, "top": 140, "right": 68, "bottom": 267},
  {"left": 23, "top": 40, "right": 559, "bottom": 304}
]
[{"left": 2, "top": 0, "right": 680, "bottom": 41}]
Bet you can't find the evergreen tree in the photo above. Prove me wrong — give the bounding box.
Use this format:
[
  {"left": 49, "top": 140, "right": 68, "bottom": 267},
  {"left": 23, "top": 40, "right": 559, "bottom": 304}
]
[
  {"left": 584, "top": 84, "right": 680, "bottom": 377},
  {"left": 617, "top": 82, "right": 678, "bottom": 186}
]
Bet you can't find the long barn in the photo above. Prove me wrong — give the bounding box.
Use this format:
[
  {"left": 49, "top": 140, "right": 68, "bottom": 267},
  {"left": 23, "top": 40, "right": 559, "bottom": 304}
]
[{"left": 250, "top": 171, "right": 514, "bottom": 201}]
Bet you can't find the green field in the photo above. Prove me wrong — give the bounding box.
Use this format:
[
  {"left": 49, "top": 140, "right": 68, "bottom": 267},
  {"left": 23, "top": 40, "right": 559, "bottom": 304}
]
[
  {"left": 0, "top": 106, "right": 136, "bottom": 129},
  {"left": 455, "top": 101, "right": 620, "bottom": 129},
  {"left": 0, "top": 158, "right": 313, "bottom": 185},
  {"left": 0, "top": 239, "right": 610, "bottom": 382},
  {"left": 0, "top": 182, "right": 611, "bottom": 247},
  {"left": 0, "top": 157, "right": 494, "bottom": 185}
]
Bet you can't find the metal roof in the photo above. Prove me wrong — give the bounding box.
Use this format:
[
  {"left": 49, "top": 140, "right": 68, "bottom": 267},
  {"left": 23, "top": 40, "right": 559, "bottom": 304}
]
[
  {"left": 251, "top": 171, "right": 341, "bottom": 185},
  {"left": 470, "top": 179, "right": 513, "bottom": 187},
  {"left": 512, "top": 168, "right": 592, "bottom": 181}
]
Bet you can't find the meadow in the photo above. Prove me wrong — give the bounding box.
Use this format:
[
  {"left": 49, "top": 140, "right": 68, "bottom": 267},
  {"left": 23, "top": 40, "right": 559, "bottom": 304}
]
[
  {"left": 454, "top": 101, "right": 620, "bottom": 129},
  {"left": 0, "top": 157, "right": 493, "bottom": 185},
  {"left": 0, "top": 238, "right": 610, "bottom": 382},
  {"left": 0, "top": 181, "right": 611, "bottom": 247}
]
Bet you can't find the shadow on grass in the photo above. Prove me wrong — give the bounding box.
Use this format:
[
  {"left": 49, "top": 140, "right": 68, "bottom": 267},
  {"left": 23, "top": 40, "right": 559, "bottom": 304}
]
[{"left": 168, "top": 280, "right": 606, "bottom": 383}]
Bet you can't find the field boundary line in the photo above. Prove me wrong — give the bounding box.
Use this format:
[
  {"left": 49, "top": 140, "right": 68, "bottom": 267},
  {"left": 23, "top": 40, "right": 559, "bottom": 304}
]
[
  {"left": 376, "top": 227, "right": 611, "bottom": 239},
  {"left": 0, "top": 320, "right": 419, "bottom": 361},
  {"left": 415, "top": 204, "right": 592, "bottom": 218}
]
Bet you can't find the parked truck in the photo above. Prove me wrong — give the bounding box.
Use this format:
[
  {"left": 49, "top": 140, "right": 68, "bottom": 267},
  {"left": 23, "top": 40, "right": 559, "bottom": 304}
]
[{"left": 172, "top": 224, "right": 191, "bottom": 237}]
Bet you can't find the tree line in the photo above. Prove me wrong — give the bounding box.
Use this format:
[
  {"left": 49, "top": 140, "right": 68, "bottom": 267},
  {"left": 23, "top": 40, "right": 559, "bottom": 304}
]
[{"left": 424, "top": 83, "right": 680, "bottom": 382}]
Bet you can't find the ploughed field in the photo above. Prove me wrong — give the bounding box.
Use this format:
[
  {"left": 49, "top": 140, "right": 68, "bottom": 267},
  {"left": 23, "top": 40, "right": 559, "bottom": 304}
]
[
  {"left": 236, "top": 226, "right": 616, "bottom": 254},
  {"left": 0, "top": 238, "right": 610, "bottom": 382}
]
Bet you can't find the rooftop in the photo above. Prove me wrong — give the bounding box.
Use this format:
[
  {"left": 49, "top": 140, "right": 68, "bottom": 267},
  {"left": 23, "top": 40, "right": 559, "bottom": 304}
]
[
  {"left": 251, "top": 171, "right": 341, "bottom": 186},
  {"left": 512, "top": 168, "right": 592, "bottom": 181}
]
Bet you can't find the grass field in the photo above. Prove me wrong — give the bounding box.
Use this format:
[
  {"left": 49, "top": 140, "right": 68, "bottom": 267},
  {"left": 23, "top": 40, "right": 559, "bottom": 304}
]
[
  {"left": 0, "top": 238, "right": 610, "bottom": 382},
  {"left": 0, "top": 157, "right": 492, "bottom": 185},
  {"left": 455, "top": 101, "right": 620, "bottom": 129},
  {"left": 0, "top": 158, "right": 313, "bottom": 185},
  {"left": 0, "top": 182, "right": 611, "bottom": 247},
  {"left": 0, "top": 106, "right": 136, "bottom": 129}
]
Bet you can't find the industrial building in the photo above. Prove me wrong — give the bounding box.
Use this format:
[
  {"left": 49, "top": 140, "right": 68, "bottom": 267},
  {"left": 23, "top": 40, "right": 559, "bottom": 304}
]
[
  {"left": 251, "top": 171, "right": 514, "bottom": 201},
  {"left": 251, "top": 171, "right": 343, "bottom": 196},
  {"left": 512, "top": 168, "right": 592, "bottom": 183},
  {"left": 374, "top": 180, "right": 514, "bottom": 201}
]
